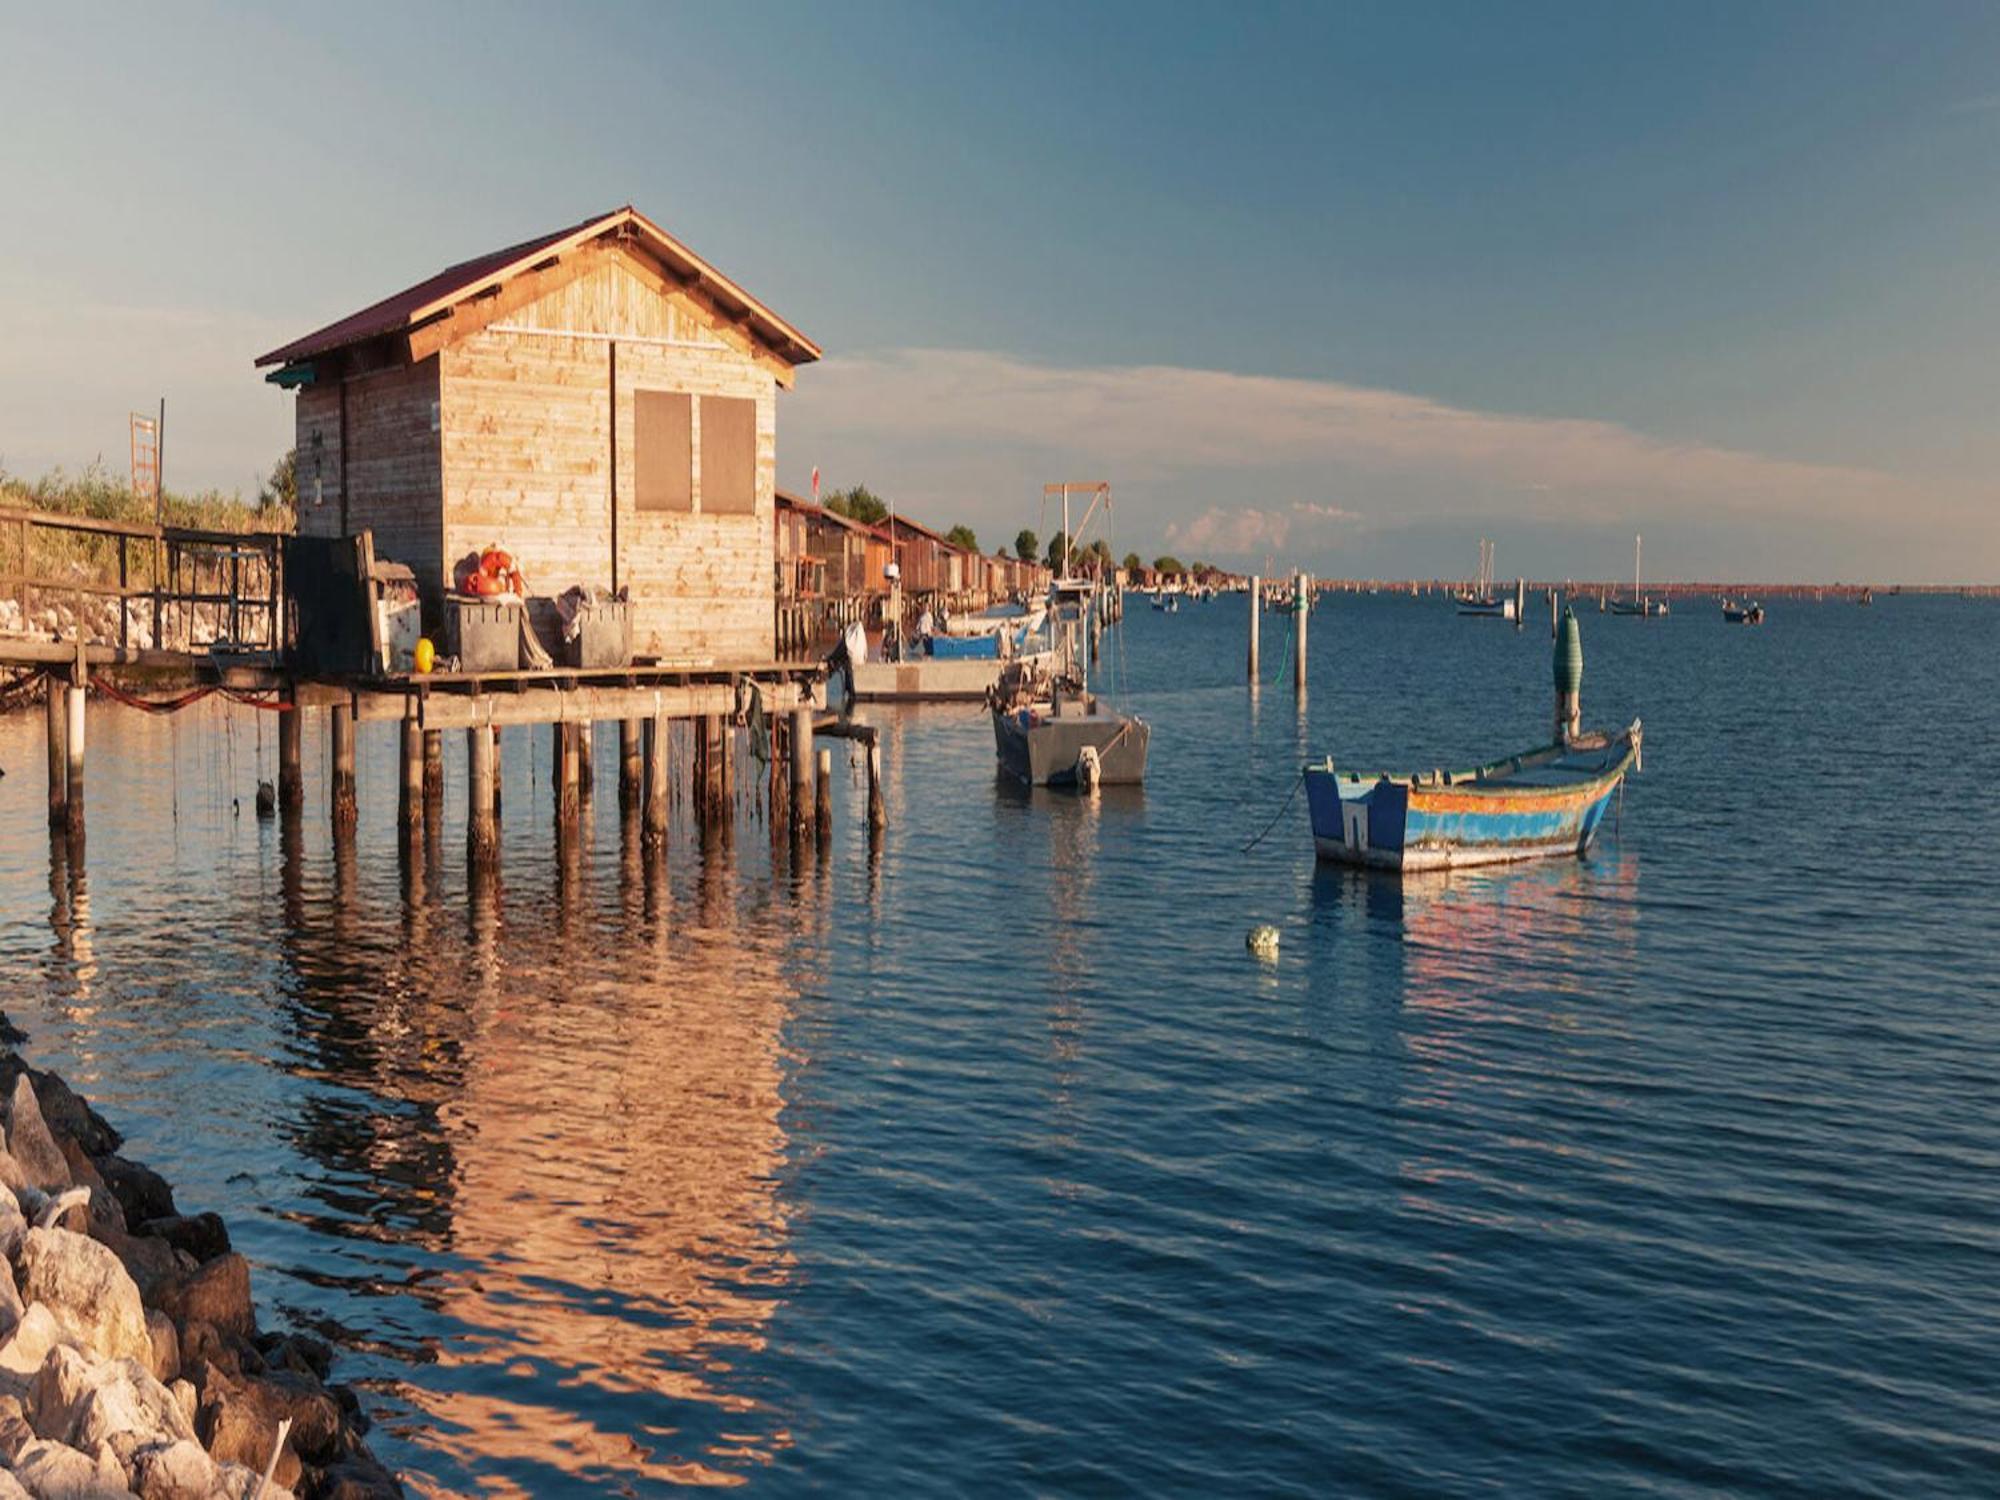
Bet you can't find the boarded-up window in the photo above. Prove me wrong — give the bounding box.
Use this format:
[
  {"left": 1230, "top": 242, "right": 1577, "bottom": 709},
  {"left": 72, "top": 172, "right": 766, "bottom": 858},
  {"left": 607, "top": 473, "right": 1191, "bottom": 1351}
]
[
  {"left": 635, "top": 390, "right": 692, "bottom": 511},
  {"left": 699, "top": 396, "right": 757, "bottom": 515}
]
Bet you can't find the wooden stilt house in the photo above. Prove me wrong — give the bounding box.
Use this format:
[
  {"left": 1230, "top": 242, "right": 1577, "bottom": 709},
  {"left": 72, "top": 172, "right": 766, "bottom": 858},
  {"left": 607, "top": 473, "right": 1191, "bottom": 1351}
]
[{"left": 256, "top": 206, "right": 820, "bottom": 663}]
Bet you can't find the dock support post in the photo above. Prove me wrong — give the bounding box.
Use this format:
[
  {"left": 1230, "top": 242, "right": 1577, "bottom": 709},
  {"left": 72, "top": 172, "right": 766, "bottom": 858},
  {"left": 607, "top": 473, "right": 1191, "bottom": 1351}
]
[
  {"left": 423, "top": 729, "right": 443, "bottom": 808},
  {"left": 555, "top": 722, "right": 581, "bottom": 825},
  {"left": 45, "top": 673, "right": 67, "bottom": 830},
  {"left": 815, "top": 748, "right": 833, "bottom": 847},
  {"left": 577, "top": 722, "right": 594, "bottom": 798},
  {"left": 278, "top": 706, "right": 304, "bottom": 812},
  {"left": 64, "top": 667, "right": 86, "bottom": 838},
  {"left": 491, "top": 730, "right": 503, "bottom": 816},
  {"left": 330, "top": 702, "right": 357, "bottom": 834},
  {"left": 1293, "top": 571, "right": 1310, "bottom": 693},
  {"left": 1247, "top": 575, "right": 1260, "bottom": 683},
  {"left": 618, "top": 719, "right": 641, "bottom": 811},
  {"left": 643, "top": 711, "right": 669, "bottom": 854},
  {"left": 398, "top": 715, "right": 422, "bottom": 833},
  {"left": 718, "top": 719, "right": 734, "bottom": 815},
  {"left": 467, "top": 724, "right": 498, "bottom": 866},
  {"left": 867, "top": 738, "right": 885, "bottom": 833},
  {"left": 699, "top": 714, "right": 725, "bottom": 823},
  {"left": 769, "top": 715, "right": 789, "bottom": 837},
  {"left": 789, "top": 708, "right": 813, "bottom": 843}
]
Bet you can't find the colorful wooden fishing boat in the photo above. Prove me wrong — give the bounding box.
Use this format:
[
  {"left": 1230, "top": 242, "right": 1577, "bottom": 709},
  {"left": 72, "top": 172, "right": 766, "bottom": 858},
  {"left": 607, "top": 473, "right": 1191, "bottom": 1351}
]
[
  {"left": 1304, "top": 726, "right": 1640, "bottom": 870},
  {"left": 1302, "top": 605, "right": 1640, "bottom": 870}
]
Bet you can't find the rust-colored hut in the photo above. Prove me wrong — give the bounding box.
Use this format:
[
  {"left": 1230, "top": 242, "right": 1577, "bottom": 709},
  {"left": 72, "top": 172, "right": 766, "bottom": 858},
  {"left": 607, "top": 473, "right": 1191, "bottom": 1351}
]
[
  {"left": 256, "top": 206, "right": 819, "bottom": 663},
  {"left": 775, "top": 491, "right": 876, "bottom": 598}
]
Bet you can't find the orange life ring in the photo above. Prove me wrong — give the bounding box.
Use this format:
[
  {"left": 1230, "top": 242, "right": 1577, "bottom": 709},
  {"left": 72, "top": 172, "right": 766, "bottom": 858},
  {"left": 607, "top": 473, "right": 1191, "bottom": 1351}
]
[{"left": 480, "top": 546, "right": 515, "bottom": 576}]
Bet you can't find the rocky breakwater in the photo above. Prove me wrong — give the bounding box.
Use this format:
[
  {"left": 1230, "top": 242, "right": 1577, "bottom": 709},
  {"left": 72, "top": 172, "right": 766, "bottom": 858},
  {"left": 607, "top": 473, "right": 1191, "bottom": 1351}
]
[{"left": 0, "top": 1032, "right": 399, "bottom": 1499}]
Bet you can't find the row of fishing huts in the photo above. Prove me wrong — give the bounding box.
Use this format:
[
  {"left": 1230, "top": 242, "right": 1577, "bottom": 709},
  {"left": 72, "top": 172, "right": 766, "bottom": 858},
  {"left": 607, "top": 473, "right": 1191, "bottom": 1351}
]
[{"left": 773, "top": 496, "right": 1048, "bottom": 613}]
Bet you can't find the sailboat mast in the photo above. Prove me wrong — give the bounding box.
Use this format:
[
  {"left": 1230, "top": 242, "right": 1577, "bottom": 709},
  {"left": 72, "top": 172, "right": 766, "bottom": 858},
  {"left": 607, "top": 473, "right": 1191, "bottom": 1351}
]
[{"left": 1634, "top": 533, "right": 1642, "bottom": 600}]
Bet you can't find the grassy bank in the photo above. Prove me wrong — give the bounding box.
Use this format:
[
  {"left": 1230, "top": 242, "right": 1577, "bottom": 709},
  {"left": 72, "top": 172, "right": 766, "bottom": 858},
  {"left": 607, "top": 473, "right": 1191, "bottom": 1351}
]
[{"left": 0, "top": 462, "right": 294, "bottom": 536}]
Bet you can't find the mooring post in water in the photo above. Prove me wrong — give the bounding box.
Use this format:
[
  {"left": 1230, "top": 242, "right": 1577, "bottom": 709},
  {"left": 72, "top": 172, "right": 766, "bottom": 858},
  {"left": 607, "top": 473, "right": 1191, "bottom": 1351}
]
[
  {"left": 556, "top": 721, "right": 581, "bottom": 825},
  {"left": 278, "top": 704, "right": 303, "bottom": 812},
  {"left": 1293, "top": 570, "right": 1310, "bottom": 693},
  {"left": 789, "top": 707, "right": 813, "bottom": 842},
  {"left": 700, "top": 714, "right": 725, "bottom": 822},
  {"left": 423, "top": 729, "right": 443, "bottom": 808},
  {"left": 330, "top": 701, "right": 357, "bottom": 834},
  {"left": 491, "top": 729, "right": 504, "bottom": 816},
  {"left": 64, "top": 641, "right": 87, "bottom": 838},
  {"left": 1248, "top": 575, "right": 1261, "bottom": 683},
  {"left": 768, "top": 714, "right": 789, "bottom": 837},
  {"left": 1554, "top": 606, "right": 1583, "bottom": 745},
  {"left": 577, "top": 722, "right": 594, "bottom": 798},
  {"left": 45, "top": 672, "right": 67, "bottom": 830},
  {"left": 867, "top": 737, "right": 885, "bottom": 833},
  {"left": 467, "top": 722, "right": 498, "bottom": 865},
  {"left": 618, "top": 718, "right": 641, "bottom": 811},
  {"left": 815, "top": 748, "right": 833, "bottom": 847},
  {"left": 718, "top": 718, "right": 734, "bottom": 814},
  {"left": 398, "top": 713, "right": 422, "bottom": 833},
  {"left": 1515, "top": 577, "right": 1527, "bottom": 630},
  {"left": 643, "top": 710, "right": 669, "bottom": 853}
]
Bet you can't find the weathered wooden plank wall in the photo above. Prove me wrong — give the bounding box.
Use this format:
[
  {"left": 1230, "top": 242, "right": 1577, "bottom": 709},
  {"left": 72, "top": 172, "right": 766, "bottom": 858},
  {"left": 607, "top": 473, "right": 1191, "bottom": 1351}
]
[{"left": 436, "top": 255, "right": 777, "bottom": 663}]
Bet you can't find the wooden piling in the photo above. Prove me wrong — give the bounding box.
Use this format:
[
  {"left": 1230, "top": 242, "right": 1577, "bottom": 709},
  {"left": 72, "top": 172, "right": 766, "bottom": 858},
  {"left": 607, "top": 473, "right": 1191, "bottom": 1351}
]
[
  {"left": 330, "top": 702, "right": 357, "bottom": 833},
  {"left": 769, "top": 714, "right": 789, "bottom": 838},
  {"left": 815, "top": 748, "right": 833, "bottom": 846},
  {"left": 618, "top": 718, "right": 641, "bottom": 811},
  {"left": 701, "top": 714, "right": 725, "bottom": 822},
  {"left": 718, "top": 718, "right": 734, "bottom": 813},
  {"left": 63, "top": 671, "right": 86, "bottom": 838},
  {"left": 398, "top": 715, "right": 422, "bottom": 833},
  {"left": 577, "top": 722, "right": 594, "bottom": 798},
  {"left": 789, "top": 708, "right": 813, "bottom": 842},
  {"left": 867, "top": 738, "right": 885, "bottom": 832},
  {"left": 643, "top": 712, "right": 669, "bottom": 853},
  {"left": 278, "top": 706, "right": 304, "bottom": 812},
  {"left": 423, "top": 729, "right": 444, "bottom": 807},
  {"left": 1247, "top": 575, "right": 1261, "bottom": 683},
  {"left": 467, "top": 724, "right": 498, "bottom": 866},
  {"left": 45, "top": 673, "right": 66, "bottom": 830},
  {"left": 556, "top": 722, "right": 581, "bottom": 824}
]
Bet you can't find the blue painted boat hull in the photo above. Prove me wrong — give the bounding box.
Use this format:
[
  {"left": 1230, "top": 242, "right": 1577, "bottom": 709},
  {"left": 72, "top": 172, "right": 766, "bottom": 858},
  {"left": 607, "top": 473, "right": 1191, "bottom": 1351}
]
[{"left": 1303, "top": 724, "right": 1640, "bottom": 872}]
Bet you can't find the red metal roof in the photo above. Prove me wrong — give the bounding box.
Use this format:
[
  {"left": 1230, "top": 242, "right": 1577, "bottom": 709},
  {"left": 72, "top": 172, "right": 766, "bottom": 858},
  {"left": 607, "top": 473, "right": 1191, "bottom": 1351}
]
[{"left": 256, "top": 206, "right": 819, "bottom": 369}]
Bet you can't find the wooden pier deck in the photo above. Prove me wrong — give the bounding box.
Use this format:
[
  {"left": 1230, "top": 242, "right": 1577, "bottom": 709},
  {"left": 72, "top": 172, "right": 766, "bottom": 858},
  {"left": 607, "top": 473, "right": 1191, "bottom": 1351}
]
[{"left": 2, "top": 504, "right": 869, "bottom": 863}]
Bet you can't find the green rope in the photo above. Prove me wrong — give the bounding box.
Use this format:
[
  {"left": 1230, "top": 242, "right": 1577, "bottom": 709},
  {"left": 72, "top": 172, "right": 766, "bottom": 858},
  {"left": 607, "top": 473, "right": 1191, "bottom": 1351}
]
[{"left": 1271, "top": 607, "right": 1294, "bottom": 688}]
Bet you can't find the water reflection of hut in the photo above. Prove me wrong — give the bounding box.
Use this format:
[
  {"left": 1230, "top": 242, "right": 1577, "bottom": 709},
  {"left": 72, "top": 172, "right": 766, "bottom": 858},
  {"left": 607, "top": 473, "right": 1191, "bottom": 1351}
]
[{"left": 410, "top": 876, "right": 815, "bottom": 1488}]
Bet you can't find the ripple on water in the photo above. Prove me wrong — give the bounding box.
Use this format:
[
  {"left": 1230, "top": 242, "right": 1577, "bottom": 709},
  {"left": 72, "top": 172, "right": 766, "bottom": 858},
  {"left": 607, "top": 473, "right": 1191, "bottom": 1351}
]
[{"left": 1, "top": 594, "right": 1997, "bottom": 1494}]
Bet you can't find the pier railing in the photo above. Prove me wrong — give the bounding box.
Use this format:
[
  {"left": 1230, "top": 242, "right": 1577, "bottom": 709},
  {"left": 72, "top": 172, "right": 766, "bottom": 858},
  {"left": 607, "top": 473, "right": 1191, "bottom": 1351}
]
[{"left": 0, "top": 504, "right": 286, "bottom": 658}]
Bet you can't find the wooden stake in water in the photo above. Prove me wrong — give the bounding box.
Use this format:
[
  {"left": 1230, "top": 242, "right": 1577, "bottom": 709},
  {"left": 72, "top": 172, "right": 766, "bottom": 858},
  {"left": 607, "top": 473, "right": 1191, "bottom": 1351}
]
[
  {"left": 45, "top": 672, "right": 66, "bottom": 830},
  {"left": 815, "top": 748, "right": 833, "bottom": 847},
  {"left": 1293, "top": 571, "right": 1310, "bottom": 693},
  {"left": 278, "top": 706, "right": 304, "bottom": 812},
  {"left": 330, "top": 702, "right": 357, "bottom": 835},
  {"left": 467, "top": 723, "right": 498, "bottom": 866},
  {"left": 398, "top": 715, "right": 422, "bottom": 833},
  {"left": 1247, "top": 575, "right": 1260, "bottom": 683},
  {"left": 643, "top": 710, "right": 669, "bottom": 854}
]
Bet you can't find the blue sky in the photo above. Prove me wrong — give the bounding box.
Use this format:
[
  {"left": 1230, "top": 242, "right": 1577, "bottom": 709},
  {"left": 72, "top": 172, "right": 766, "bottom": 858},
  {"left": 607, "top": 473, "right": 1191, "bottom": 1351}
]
[{"left": 3, "top": 1, "right": 1997, "bottom": 580}]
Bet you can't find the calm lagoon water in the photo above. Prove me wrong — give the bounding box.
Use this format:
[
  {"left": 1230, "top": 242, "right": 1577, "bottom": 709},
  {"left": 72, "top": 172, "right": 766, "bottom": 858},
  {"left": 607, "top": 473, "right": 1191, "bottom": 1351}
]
[{"left": 2, "top": 592, "right": 1997, "bottom": 1495}]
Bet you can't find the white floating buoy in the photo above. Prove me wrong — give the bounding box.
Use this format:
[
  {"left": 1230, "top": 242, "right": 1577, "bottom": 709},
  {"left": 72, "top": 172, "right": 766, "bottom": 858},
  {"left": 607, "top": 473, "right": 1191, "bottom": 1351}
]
[{"left": 1246, "top": 924, "right": 1280, "bottom": 960}]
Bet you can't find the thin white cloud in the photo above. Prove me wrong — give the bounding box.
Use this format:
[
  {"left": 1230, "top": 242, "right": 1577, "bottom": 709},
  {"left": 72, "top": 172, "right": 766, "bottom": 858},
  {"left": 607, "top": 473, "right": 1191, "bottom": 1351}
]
[
  {"left": 786, "top": 348, "right": 1920, "bottom": 562},
  {"left": 1166, "top": 501, "right": 1360, "bottom": 558}
]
